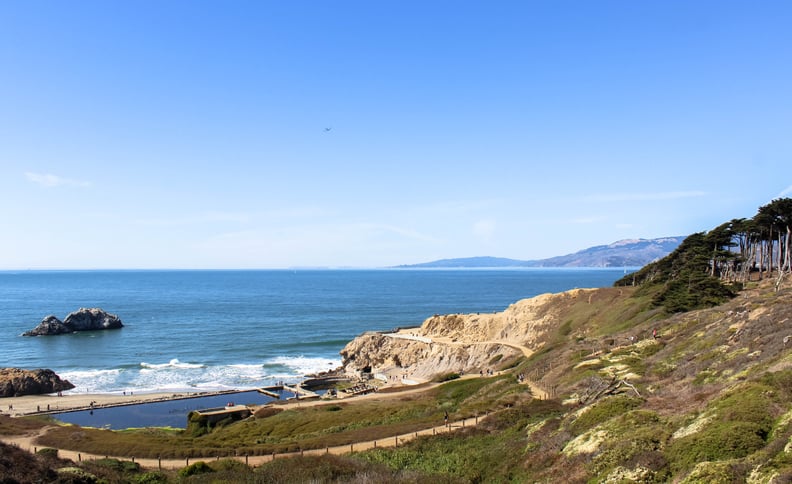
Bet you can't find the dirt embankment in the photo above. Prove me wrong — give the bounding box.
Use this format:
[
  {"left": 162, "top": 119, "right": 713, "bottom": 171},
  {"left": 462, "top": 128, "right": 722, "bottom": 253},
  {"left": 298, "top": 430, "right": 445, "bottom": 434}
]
[{"left": 340, "top": 288, "right": 602, "bottom": 382}]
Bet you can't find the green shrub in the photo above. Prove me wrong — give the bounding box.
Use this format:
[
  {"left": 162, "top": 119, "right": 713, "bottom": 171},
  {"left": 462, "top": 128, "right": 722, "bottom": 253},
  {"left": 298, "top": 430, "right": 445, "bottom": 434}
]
[
  {"left": 680, "top": 461, "right": 749, "bottom": 484},
  {"left": 489, "top": 354, "right": 504, "bottom": 364},
  {"left": 178, "top": 461, "right": 214, "bottom": 478},
  {"left": 186, "top": 411, "right": 209, "bottom": 437},
  {"left": 92, "top": 457, "right": 141, "bottom": 473},
  {"left": 209, "top": 458, "right": 250, "bottom": 473},
  {"left": 667, "top": 421, "right": 766, "bottom": 471},
  {"left": 713, "top": 384, "right": 775, "bottom": 439},
  {"left": 433, "top": 372, "right": 461, "bottom": 382},
  {"left": 56, "top": 467, "right": 98, "bottom": 482},
  {"left": 133, "top": 472, "right": 169, "bottom": 484},
  {"left": 588, "top": 411, "right": 670, "bottom": 480},
  {"left": 569, "top": 395, "right": 643, "bottom": 434},
  {"left": 255, "top": 454, "right": 389, "bottom": 483},
  {"left": 35, "top": 447, "right": 59, "bottom": 457}
]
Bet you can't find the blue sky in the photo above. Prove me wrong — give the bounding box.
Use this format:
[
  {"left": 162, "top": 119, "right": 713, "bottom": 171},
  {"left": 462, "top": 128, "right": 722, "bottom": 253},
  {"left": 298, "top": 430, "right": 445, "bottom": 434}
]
[{"left": 1, "top": 1, "right": 790, "bottom": 269}]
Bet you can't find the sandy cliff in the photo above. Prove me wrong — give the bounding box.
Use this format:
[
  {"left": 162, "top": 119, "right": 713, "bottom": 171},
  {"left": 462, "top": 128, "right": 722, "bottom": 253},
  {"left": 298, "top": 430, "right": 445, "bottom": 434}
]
[{"left": 341, "top": 288, "right": 598, "bottom": 381}]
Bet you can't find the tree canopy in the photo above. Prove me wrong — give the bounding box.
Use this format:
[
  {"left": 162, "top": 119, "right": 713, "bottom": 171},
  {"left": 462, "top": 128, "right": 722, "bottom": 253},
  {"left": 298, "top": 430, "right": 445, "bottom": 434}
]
[{"left": 615, "top": 197, "right": 792, "bottom": 312}]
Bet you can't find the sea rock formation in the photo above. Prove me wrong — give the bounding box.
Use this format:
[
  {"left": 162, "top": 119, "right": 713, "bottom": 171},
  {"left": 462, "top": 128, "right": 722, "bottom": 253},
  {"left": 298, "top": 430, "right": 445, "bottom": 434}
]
[
  {"left": 23, "top": 315, "right": 71, "bottom": 336},
  {"left": 22, "top": 308, "right": 124, "bottom": 336},
  {"left": 0, "top": 368, "right": 74, "bottom": 397},
  {"left": 341, "top": 288, "right": 598, "bottom": 381}
]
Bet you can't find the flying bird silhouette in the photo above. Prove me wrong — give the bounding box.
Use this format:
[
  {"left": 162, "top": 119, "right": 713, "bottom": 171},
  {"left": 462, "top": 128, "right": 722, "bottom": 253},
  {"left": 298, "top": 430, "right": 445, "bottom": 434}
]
[{"left": 324, "top": 127, "right": 332, "bottom": 132}]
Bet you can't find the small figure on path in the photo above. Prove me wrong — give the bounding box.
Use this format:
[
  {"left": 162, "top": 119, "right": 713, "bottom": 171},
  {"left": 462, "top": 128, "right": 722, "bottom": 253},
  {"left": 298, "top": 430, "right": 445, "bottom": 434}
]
[{"left": 444, "top": 410, "right": 449, "bottom": 426}]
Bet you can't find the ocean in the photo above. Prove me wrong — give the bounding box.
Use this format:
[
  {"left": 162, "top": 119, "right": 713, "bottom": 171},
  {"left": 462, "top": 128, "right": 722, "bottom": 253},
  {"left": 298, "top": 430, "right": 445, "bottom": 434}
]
[{"left": 0, "top": 269, "right": 629, "bottom": 395}]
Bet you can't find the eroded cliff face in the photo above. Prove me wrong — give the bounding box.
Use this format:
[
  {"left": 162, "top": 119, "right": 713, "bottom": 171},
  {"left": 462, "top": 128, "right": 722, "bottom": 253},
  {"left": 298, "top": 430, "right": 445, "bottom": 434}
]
[
  {"left": 340, "top": 333, "right": 521, "bottom": 380},
  {"left": 422, "top": 289, "right": 595, "bottom": 345},
  {"left": 341, "top": 288, "right": 598, "bottom": 380}
]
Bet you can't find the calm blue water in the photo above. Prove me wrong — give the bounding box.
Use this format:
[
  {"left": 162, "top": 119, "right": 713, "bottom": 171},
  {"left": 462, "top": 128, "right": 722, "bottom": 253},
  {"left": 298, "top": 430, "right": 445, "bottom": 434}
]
[
  {"left": 53, "top": 390, "right": 279, "bottom": 429},
  {"left": 0, "top": 269, "right": 629, "bottom": 394}
]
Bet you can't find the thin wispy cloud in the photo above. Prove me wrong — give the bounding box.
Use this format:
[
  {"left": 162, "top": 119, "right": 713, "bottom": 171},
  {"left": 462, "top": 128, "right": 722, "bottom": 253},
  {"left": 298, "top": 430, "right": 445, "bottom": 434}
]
[
  {"left": 779, "top": 185, "right": 792, "bottom": 197},
  {"left": 25, "top": 172, "right": 91, "bottom": 188},
  {"left": 570, "top": 216, "right": 607, "bottom": 225},
  {"left": 472, "top": 219, "right": 496, "bottom": 240},
  {"left": 584, "top": 191, "right": 707, "bottom": 203},
  {"left": 360, "top": 223, "right": 441, "bottom": 243},
  {"left": 136, "top": 211, "right": 251, "bottom": 226}
]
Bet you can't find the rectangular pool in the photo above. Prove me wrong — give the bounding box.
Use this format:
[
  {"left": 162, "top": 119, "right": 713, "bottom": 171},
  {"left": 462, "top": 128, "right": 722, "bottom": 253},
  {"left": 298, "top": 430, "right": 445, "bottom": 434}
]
[{"left": 53, "top": 390, "right": 278, "bottom": 429}]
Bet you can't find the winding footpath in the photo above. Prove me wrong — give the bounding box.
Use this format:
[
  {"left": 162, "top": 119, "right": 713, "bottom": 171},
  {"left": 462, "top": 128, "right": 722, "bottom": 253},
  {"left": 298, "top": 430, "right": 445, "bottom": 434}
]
[
  {"left": 1, "top": 412, "right": 484, "bottom": 471},
  {"left": 389, "top": 332, "right": 550, "bottom": 400}
]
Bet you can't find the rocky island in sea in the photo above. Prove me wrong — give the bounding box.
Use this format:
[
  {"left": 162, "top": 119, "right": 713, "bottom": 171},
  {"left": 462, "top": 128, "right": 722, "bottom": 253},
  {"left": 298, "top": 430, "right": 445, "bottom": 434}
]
[{"left": 22, "top": 307, "right": 124, "bottom": 336}]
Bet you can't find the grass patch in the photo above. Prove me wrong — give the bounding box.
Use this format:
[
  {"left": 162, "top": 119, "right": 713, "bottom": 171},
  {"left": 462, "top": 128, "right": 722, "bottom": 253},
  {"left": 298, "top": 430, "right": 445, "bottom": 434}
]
[
  {"left": 34, "top": 377, "right": 523, "bottom": 459},
  {"left": 0, "top": 414, "right": 50, "bottom": 435},
  {"left": 359, "top": 428, "right": 529, "bottom": 482},
  {"left": 665, "top": 381, "right": 777, "bottom": 472},
  {"left": 568, "top": 395, "right": 643, "bottom": 435}
]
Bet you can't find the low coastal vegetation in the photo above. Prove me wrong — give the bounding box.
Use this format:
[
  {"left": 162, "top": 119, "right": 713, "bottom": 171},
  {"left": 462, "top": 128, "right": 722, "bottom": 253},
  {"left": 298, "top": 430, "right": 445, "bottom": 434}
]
[{"left": 2, "top": 198, "right": 792, "bottom": 482}]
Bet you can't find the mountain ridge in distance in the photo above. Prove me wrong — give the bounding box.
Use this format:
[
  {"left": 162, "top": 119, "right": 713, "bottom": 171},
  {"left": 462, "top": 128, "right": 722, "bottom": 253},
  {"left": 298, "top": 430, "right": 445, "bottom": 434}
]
[{"left": 396, "top": 236, "right": 686, "bottom": 268}]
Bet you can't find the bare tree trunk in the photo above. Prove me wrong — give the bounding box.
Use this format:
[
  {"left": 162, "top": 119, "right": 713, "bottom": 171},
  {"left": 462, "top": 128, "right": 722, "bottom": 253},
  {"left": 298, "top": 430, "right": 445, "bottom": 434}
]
[
  {"left": 759, "top": 242, "right": 765, "bottom": 280},
  {"left": 744, "top": 243, "right": 757, "bottom": 282}
]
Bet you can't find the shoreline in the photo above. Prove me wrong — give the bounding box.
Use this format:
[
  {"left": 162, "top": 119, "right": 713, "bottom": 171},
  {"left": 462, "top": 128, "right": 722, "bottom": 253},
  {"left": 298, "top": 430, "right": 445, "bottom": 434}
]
[
  {"left": 2, "top": 368, "right": 428, "bottom": 420},
  {"left": 0, "top": 389, "right": 253, "bottom": 417}
]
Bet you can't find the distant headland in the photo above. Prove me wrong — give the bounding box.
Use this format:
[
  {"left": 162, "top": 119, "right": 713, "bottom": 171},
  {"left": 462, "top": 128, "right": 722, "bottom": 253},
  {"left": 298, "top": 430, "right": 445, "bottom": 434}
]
[{"left": 395, "top": 236, "right": 684, "bottom": 269}]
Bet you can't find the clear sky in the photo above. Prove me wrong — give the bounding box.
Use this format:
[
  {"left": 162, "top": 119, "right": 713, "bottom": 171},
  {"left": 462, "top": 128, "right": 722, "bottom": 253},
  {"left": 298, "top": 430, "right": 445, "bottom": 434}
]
[{"left": 1, "top": 1, "right": 790, "bottom": 269}]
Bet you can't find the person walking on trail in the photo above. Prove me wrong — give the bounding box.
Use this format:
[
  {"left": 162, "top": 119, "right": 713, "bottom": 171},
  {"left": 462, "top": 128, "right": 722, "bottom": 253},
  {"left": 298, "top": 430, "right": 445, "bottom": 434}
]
[
  {"left": 444, "top": 410, "right": 449, "bottom": 427},
  {"left": 652, "top": 328, "right": 658, "bottom": 339}
]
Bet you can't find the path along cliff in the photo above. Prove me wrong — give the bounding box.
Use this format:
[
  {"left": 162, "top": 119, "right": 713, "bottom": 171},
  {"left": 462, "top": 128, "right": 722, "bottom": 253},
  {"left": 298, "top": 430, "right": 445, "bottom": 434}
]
[{"left": 339, "top": 288, "right": 601, "bottom": 397}]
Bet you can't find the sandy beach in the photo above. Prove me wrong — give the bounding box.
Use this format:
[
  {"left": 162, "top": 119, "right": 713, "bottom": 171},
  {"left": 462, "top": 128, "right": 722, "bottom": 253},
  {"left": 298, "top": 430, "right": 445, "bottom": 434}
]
[
  {"left": 1, "top": 391, "right": 214, "bottom": 417},
  {"left": 0, "top": 375, "right": 421, "bottom": 418}
]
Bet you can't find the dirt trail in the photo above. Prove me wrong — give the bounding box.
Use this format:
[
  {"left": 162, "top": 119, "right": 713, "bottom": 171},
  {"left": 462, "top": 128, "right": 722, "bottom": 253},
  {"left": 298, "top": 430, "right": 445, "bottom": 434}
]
[
  {"left": 1, "top": 414, "right": 484, "bottom": 471},
  {"left": 427, "top": 336, "right": 549, "bottom": 400}
]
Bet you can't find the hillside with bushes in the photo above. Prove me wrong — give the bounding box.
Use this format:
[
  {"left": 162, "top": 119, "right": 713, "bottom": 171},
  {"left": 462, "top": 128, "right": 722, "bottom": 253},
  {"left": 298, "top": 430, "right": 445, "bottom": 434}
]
[{"left": 2, "top": 198, "right": 792, "bottom": 483}]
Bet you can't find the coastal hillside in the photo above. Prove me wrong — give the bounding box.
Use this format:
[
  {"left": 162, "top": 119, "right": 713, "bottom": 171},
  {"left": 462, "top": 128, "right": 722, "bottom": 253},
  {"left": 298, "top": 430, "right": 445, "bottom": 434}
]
[
  {"left": 334, "top": 273, "right": 792, "bottom": 481},
  {"left": 398, "top": 236, "right": 684, "bottom": 268},
  {"left": 340, "top": 287, "right": 640, "bottom": 381},
  {"left": 3, "top": 199, "right": 791, "bottom": 482}
]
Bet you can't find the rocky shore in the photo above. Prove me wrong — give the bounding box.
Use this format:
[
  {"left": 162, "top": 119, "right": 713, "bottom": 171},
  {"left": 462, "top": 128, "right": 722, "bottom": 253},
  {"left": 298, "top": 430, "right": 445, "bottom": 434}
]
[{"left": 0, "top": 368, "right": 74, "bottom": 398}]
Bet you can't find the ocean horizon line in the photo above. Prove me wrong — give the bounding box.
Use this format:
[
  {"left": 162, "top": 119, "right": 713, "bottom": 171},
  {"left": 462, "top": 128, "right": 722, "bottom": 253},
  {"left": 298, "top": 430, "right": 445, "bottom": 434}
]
[{"left": 0, "top": 266, "right": 639, "bottom": 273}]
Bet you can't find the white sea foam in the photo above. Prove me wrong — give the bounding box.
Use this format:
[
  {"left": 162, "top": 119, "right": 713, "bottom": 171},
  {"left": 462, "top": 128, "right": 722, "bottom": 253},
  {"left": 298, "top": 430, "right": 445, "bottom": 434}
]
[
  {"left": 140, "top": 358, "right": 205, "bottom": 370},
  {"left": 59, "top": 369, "right": 123, "bottom": 394},
  {"left": 56, "top": 356, "right": 340, "bottom": 394},
  {"left": 266, "top": 355, "right": 341, "bottom": 376}
]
